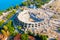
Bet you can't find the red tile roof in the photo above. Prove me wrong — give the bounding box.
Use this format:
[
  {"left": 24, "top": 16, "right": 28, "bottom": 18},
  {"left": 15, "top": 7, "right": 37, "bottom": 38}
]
[
  {"left": 14, "top": 34, "right": 21, "bottom": 40},
  {"left": 28, "top": 36, "right": 35, "bottom": 40},
  {"left": 58, "top": 36, "right": 60, "bottom": 40}
]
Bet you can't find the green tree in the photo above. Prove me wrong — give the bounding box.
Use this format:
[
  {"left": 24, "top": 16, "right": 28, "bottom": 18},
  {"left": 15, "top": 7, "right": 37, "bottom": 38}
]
[
  {"left": 58, "top": 28, "right": 60, "bottom": 31},
  {"left": 21, "top": 33, "right": 29, "bottom": 40},
  {"left": 7, "top": 8, "right": 11, "bottom": 11},
  {"left": 5, "top": 20, "right": 15, "bottom": 35},
  {"left": 49, "top": 6, "right": 52, "bottom": 8},
  {"left": 0, "top": 20, "right": 4, "bottom": 26},
  {"left": 22, "top": 2, "right": 28, "bottom": 6},
  {"left": 3, "top": 25, "right": 8, "bottom": 31},
  {"left": 40, "top": 35, "right": 47, "bottom": 40},
  {"left": 15, "top": 5, "right": 19, "bottom": 9},
  {"left": 6, "top": 10, "right": 16, "bottom": 19},
  {"left": 6, "top": 6, "right": 14, "bottom": 11},
  {"left": 0, "top": 11, "right": 3, "bottom": 15},
  {"left": 10, "top": 6, "right": 14, "bottom": 10}
]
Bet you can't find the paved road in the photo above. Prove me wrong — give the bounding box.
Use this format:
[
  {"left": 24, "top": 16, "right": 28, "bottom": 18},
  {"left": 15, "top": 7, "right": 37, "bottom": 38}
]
[{"left": 0, "top": 9, "right": 20, "bottom": 29}]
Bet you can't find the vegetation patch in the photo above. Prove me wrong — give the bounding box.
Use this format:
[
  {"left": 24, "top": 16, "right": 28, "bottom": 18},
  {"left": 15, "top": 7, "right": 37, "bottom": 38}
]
[{"left": 22, "top": 0, "right": 50, "bottom": 8}]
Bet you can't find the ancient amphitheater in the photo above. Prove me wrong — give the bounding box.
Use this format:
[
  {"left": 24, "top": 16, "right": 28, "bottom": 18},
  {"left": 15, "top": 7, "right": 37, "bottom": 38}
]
[{"left": 17, "top": 8, "right": 60, "bottom": 38}]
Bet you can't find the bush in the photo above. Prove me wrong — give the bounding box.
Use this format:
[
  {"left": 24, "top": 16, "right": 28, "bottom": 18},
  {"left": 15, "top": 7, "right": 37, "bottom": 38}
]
[{"left": 17, "top": 26, "right": 22, "bottom": 30}]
